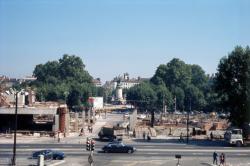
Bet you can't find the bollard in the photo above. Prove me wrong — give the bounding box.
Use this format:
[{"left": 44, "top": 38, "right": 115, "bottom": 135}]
[{"left": 37, "top": 154, "right": 44, "bottom": 166}]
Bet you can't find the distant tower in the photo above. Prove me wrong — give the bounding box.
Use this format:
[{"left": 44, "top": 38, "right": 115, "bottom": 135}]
[
  {"left": 116, "top": 82, "right": 123, "bottom": 101},
  {"left": 124, "top": 73, "right": 129, "bottom": 80}
]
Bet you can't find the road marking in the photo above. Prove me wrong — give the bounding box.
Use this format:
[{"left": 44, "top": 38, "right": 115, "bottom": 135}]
[
  {"left": 192, "top": 153, "right": 204, "bottom": 155},
  {"left": 19, "top": 145, "right": 31, "bottom": 148},
  {"left": 236, "top": 154, "right": 249, "bottom": 156},
  {"left": 136, "top": 149, "right": 250, "bottom": 153},
  {"left": 144, "top": 146, "right": 155, "bottom": 148},
  {"left": 146, "top": 152, "right": 159, "bottom": 155}
]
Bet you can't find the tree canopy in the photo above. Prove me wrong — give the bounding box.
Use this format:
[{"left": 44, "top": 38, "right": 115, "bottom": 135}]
[
  {"left": 31, "top": 54, "right": 96, "bottom": 111},
  {"left": 149, "top": 58, "right": 210, "bottom": 112},
  {"left": 215, "top": 46, "right": 250, "bottom": 128}
]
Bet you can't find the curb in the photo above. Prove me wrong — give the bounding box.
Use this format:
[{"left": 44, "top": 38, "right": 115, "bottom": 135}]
[{"left": 47, "top": 160, "right": 65, "bottom": 166}]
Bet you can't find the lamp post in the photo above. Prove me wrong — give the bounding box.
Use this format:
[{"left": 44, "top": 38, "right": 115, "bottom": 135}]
[
  {"left": 186, "top": 97, "right": 191, "bottom": 144},
  {"left": 11, "top": 90, "right": 24, "bottom": 165},
  {"left": 12, "top": 91, "right": 18, "bottom": 165}
]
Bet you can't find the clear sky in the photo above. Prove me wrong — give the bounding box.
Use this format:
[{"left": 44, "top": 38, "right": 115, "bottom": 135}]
[{"left": 0, "top": 0, "right": 249, "bottom": 82}]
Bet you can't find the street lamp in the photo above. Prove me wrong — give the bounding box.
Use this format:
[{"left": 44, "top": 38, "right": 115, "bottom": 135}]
[
  {"left": 12, "top": 90, "right": 24, "bottom": 165},
  {"left": 186, "top": 97, "right": 191, "bottom": 144}
]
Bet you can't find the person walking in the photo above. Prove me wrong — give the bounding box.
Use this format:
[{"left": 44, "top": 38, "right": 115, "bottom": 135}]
[
  {"left": 88, "top": 125, "right": 91, "bottom": 133},
  {"left": 213, "top": 151, "right": 218, "bottom": 165},
  {"left": 147, "top": 133, "right": 151, "bottom": 141},
  {"left": 143, "top": 131, "right": 146, "bottom": 140},
  {"left": 180, "top": 132, "right": 184, "bottom": 142},
  {"left": 210, "top": 132, "right": 214, "bottom": 140},
  {"left": 220, "top": 153, "right": 225, "bottom": 166}
]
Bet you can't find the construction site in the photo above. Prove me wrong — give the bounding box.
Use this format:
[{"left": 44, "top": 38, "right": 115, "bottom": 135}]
[
  {"left": 1, "top": 87, "right": 249, "bottom": 146},
  {"left": 133, "top": 112, "right": 229, "bottom": 140}
]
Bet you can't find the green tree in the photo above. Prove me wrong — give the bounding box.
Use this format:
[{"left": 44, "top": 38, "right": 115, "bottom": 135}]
[
  {"left": 203, "top": 75, "right": 221, "bottom": 113},
  {"left": 153, "top": 84, "right": 173, "bottom": 112},
  {"left": 151, "top": 58, "right": 210, "bottom": 112},
  {"left": 59, "top": 54, "right": 92, "bottom": 83},
  {"left": 33, "top": 61, "right": 60, "bottom": 82},
  {"left": 32, "top": 54, "right": 94, "bottom": 110},
  {"left": 184, "top": 84, "right": 206, "bottom": 112},
  {"left": 126, "top": 82, "right": 157, "bottom": 127},
  {"left": 190, "top": 64, "right": 208, "bottom": 89},
  {"left": 215, "top": 46, "right": 250, "bottom": 130}
]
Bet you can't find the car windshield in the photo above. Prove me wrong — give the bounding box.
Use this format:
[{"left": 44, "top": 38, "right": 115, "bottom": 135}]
[
  {"left": 117, "top": 143, "right": 125, "bottom": 147},
  {"left": 232, "top": 130, "right": 242, "bottom": 134},
  {"left": 120, "top": 143, "right": 125, "bottom": 146}
]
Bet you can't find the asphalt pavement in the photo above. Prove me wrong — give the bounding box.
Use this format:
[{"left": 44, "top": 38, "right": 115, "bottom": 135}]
[{"left": 1, "top": 142, "right": 250, "bottom": 166}]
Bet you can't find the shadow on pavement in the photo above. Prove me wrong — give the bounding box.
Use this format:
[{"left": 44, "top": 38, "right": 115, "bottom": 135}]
[
  {"left": 133, "top": 138, "right": 229, "bottom": 147},
  {"left": 200, "top": 162, "right": 213, "bottom": 166}
]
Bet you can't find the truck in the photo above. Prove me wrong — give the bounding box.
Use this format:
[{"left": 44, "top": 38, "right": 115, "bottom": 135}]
[
  {"left": 98, "top": 125, "right": 116, "bottom": 141},
  {"left": 224, "top": 128, "right": 244, "bottom": 147}
]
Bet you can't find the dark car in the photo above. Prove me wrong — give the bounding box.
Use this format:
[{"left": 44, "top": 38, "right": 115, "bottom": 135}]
[
  {"left": 32, "top": 150, "right": 65, "bottom": 160},
  {"left": 102, "top": 142, "right": 136, "bottom": 153}
]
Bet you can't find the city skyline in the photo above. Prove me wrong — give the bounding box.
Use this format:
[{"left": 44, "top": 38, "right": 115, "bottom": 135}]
[{"left": 0, "top": 0, "right": 249, "bottom": 82}]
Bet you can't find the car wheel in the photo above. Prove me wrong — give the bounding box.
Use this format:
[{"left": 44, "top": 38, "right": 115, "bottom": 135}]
[
  {"left": 236, "top": 141, "right": 242, "bottom": 147},
  {"left": 55, "top": 156, "right": 61, "bottom": 160},
  {"left": 127, "top": 149, "right": 132, "bottom": 154}
]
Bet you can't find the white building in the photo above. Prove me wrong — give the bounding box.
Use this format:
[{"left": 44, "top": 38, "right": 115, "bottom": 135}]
[
  {"left": 88, "top": 97, "right": 103, "bottom": 109},
  {"left": 104, "top": 73, "right": 146, "bottom": 90},
  {"left": 92, "top": 78, "right": 102, "bottom": 87}
]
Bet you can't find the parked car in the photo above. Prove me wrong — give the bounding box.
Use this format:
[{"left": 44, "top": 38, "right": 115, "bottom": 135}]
[
  {"left": 137, "top": 114, "right": 146, "bottom": 119},
  {"left": 102, "top": 142, "right": 136, "bottom": 153},
  {"left": 32, "top": 150, "right": 65, "bottom": 160},
  {"left": 124, "top": 113, "right": 129, "bottom": 118}
]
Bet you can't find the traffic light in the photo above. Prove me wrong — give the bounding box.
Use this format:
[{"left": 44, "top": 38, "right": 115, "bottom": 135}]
[
  {"left": 91, "top": 140, "right": 95, "bottom": 151},
  {"left": 86, "top": 139, "right": 90, "bottom": 151}
]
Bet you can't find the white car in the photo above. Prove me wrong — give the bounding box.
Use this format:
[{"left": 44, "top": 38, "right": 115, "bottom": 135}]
[{"left": 137, "top": 114, "right": 146, "bottom": 119}]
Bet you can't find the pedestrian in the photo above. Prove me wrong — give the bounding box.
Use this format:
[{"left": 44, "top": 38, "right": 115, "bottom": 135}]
[
  {"left": 169, "top": 127, "right": 172, "bottom": 136},
  {"left": 143, "top": 131, "right": 146, "bottom": 140},
  {"left": 90, "top": 126, "right": 93, "bottom": 133},
  {"left": 79, "top": 128, "right": 83, "bottom": 136},
  {"left": 220, "top": 153, "right": 225, "bottom": 166},
  {"left": 210, "top": 132, "right": 214, "bottom": 140},
  {"left": 213, "top": 151, "right": 218, "bottom": 165},
  {"left": 57, "top": 132, "right": 60, "bottom": 143},
  {"left": 180, "top": 132, "right": 184, "bottom": 142},
  {"left": 147, "top": 133, "right": 151, "bottom": 141},
  {"left": 88, "top": 125, "right": 90, "bottom": 132}
]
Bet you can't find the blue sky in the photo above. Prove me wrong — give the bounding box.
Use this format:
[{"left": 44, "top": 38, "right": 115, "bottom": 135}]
[{"left": 0, "top": 0, "right": 249, "bottom": 82}]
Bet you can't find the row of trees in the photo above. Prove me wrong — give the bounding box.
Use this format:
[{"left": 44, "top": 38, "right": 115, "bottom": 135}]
[
  {"left": 126, "top": 46, "right": 250, "bottom": 129},
  {"left": 127, "top": 58, "right": 215, "bottom": 113},
  {"left": 21, "top": 46, "right": 249, "bottom": 130}
]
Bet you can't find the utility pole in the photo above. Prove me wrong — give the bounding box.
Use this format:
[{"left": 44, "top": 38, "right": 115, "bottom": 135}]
[
  {"left": 12, "top": 92, "right": 18, "bottom": 165},
  {"left": 161, "top": 96, "right": 164, "bottom": 122},
  {"left": 186, "top": 97, "right": 191, "bottom": 144},
  {"left": 174, "top": 96, "right": 176, "bottom": 112}
]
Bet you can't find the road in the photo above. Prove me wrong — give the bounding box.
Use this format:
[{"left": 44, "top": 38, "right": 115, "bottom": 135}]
[{"left": 1, "top": 142, "right": 250, "bottom": 166}]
